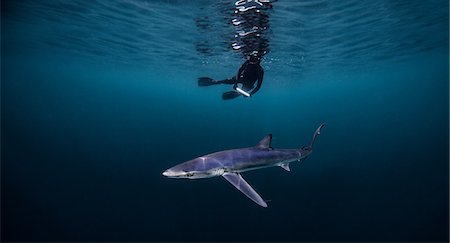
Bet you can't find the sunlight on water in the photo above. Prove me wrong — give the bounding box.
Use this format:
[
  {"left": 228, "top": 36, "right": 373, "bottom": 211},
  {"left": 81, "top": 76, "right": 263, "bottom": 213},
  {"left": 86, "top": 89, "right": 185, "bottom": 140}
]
[{"left": 3, "top": 0, "right": 448, "bottom": 75}]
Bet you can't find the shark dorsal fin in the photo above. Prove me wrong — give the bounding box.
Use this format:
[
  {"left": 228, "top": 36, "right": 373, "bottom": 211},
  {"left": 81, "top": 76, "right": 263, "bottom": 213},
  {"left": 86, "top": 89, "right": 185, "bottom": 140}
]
[{"left": 257, "top": 134, "right": 273, "bottom": 150}]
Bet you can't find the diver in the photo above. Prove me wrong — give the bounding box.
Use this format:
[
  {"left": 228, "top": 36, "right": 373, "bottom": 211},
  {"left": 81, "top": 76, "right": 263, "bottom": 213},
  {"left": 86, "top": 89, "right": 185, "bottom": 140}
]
[{"left": 198, "top": 54, "right": 264, "bottom": 100}]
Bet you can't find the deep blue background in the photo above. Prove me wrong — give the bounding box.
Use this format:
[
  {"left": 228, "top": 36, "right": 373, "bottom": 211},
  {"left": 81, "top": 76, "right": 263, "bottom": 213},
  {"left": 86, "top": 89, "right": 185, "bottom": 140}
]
[{"left": 2, "top": 0, "right": 449, "bottom": 242}]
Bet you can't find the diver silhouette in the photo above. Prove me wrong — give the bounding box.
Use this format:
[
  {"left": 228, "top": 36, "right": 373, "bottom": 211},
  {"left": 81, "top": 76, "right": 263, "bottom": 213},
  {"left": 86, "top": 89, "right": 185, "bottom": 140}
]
[
  {"left": 198, "top": 54, "right": 263, "bottom": 100},
  {"left": 196, "top": 0, "right": 274, "bottom": 100}
]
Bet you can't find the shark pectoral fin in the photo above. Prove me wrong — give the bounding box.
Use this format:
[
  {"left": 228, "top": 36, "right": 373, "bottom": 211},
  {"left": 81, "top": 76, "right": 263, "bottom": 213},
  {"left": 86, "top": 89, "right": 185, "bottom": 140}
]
[
  {"left": 222, "top": 173, "right": 268, "bottom": 207},
  {"left": 280, "top": 163, "right": 290, "bottom": 172}
]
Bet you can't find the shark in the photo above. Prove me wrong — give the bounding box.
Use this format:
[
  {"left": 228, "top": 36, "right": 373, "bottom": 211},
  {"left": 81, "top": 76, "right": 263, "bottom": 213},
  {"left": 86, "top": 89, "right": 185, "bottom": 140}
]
[{"left": 162, "top": 123, "right": 325, "bottom": 207}]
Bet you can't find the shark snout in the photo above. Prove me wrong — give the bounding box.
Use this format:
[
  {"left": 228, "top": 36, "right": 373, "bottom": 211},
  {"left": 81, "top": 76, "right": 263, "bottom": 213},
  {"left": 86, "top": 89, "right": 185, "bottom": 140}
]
[
  {"left": 162, "top": 169, "right": 172, "bottom": 177},
  {"left": 163, "top": 169, "right": 180, "bottom": 177}
]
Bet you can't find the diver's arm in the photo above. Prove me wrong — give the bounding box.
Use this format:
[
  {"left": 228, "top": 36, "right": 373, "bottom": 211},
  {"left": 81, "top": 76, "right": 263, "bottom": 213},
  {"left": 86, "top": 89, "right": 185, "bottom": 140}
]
[
  {"left": 250, "top": 68, "right": 264, "bottom": 95},
  {"left": 236, "top": 60, "right": 249, "bottom": 79},
  {"left": 233, "top": 61, "right": 248, "bottom": 89}
]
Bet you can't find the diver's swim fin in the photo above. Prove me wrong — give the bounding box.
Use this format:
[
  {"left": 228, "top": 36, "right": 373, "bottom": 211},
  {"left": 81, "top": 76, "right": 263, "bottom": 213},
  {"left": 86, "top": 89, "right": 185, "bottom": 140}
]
[
  {"left": 222, "top": 91, "right": 241, "bottom": 100},
  {"left": 198, "top": 77, "right": 217, "bottom": 86}
]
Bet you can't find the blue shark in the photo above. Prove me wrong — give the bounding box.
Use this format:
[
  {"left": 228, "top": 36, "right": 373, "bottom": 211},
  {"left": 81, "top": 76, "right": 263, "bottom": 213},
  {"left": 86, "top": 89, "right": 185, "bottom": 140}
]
[{"left": 162, "top": 123, "right": 325, "bottom": 207}]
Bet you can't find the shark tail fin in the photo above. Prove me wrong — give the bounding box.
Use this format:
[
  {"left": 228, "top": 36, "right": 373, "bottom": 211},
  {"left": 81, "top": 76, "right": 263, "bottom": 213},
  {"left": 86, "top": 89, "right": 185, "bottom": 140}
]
[{"left": 305, "top": 123, "right": 325, "bottom": 150}]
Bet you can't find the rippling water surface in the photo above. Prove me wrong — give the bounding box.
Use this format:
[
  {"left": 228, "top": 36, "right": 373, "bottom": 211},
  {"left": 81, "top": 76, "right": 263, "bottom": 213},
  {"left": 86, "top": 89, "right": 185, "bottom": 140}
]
[{"left": 3, "top": 0, "right": 448, "bottom": 74}]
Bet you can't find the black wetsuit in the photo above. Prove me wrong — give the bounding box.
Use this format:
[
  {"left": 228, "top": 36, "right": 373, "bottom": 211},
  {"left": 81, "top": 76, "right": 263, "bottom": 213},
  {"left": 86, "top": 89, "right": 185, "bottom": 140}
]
[{"left": 220, "top": 60, "right": 264, "bottom": 96}]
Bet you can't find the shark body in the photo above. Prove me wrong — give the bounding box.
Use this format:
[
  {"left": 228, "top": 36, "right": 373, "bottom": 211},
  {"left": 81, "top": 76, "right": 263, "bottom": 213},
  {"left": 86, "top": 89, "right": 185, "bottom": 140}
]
[{"left": 162, "top": 123, "right": 325, "bottom": 207}]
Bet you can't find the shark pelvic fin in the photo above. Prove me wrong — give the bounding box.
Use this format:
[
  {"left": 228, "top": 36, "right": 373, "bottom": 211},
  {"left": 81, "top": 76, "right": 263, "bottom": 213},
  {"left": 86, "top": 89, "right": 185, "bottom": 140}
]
[
  {"left": 280, "top": 163, "right": 290, "bottom": 172},
  {"left": 257, "top": 134, "right": 273, "bottom": 150},
  {"left": 222, "top": 172, "right": 268, "bottom": 207}
]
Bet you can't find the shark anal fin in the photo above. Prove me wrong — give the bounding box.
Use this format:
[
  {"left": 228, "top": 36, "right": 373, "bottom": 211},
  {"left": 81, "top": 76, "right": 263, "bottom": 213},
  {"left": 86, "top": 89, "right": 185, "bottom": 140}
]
[
  {"left": 280, "top": 163, "right": 290, "bottom": 172},
  {"left": 222, "top": 172, "right": 268, "bottom": 207}
]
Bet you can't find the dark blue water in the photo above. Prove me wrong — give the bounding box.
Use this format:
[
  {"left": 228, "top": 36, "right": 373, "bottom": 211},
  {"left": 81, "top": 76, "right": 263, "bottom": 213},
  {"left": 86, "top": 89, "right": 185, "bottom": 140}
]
[{"left": 2, "top": 0, "right": 449, "bottom": 242}]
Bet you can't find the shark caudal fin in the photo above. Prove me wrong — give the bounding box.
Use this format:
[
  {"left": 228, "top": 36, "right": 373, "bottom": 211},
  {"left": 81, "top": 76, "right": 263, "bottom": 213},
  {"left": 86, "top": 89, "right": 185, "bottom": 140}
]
[{"left": 306, "top": 123, "right": 325, "bottom": 150}]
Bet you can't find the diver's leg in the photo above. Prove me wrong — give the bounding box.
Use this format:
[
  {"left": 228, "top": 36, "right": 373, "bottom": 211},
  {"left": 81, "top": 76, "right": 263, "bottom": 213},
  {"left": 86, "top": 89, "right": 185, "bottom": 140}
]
[
  {"left": 198, "top": 77, "right": 236, "bottom": 86},
  {"left": 221, "top": 77, "right": 242, "bottom": 100},
  {"left": 217, "top": 77, "right": 236, "bottom": 84}
]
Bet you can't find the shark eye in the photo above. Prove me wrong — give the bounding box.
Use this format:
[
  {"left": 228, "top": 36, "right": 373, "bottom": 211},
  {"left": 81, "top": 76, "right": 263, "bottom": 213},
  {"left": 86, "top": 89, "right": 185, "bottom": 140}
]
[{"left": 186, "top": 172, "right": 194, "bottom": 177}]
